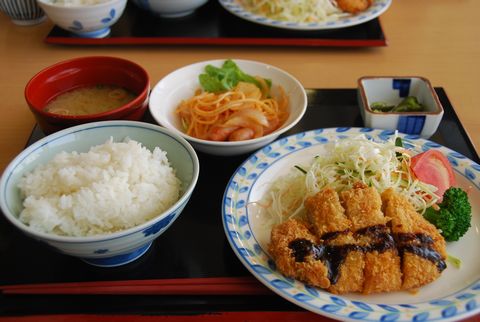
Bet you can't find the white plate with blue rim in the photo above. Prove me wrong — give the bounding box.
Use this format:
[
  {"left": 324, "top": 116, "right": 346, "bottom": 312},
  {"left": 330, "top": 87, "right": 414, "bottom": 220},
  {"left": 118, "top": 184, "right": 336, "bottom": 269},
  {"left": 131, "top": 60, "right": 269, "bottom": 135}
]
[
  {"left": 222, "top": 127, "right": 480, "bottom": 322},
  {"left": 218, "top": 0, "right": 392, "bottom": 31}
]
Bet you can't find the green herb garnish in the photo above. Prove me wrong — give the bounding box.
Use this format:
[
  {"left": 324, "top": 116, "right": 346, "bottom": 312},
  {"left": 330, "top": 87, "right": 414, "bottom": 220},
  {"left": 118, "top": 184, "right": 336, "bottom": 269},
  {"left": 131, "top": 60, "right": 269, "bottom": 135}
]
[
  {"left": 198, "top": 59, "right": 271, "bottom": 93},
  {"left": 447, "top": 254, "right": 462, "bottom": 269}
]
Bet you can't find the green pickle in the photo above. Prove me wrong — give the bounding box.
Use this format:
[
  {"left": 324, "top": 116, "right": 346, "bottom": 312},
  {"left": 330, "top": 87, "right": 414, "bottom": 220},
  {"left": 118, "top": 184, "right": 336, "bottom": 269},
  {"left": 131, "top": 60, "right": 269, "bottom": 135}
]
[{"left": 370, "top": 96, "right": 426, "bottom": 113}]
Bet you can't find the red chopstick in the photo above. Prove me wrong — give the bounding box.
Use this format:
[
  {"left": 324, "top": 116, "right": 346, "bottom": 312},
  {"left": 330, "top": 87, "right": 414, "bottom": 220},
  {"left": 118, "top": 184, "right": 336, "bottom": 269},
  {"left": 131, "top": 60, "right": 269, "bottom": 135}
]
[{"left": 0, "top": 276, "right": 271, "bottom": 295}]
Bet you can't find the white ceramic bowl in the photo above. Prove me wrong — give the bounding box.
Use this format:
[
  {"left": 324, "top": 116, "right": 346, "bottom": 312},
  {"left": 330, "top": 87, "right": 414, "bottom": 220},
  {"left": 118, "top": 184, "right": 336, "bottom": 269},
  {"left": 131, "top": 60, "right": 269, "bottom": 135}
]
[
  {"left": 0, "top": 0, "right": 46, "bottom": 25},
  {"left": 0, "top": 121, "right": 199, "bottom": 267},
  {"left": 131, "top": 0, "right": 209, "bottom": 18},
  {"left": 358, "top": 76, "right": 444, "bottom": 138},
  {"left": 149, "top": 59, "right": 308, "bottom": 156},
  {"left": 37, "top": 0, "right": 127, "bottom": 38}
]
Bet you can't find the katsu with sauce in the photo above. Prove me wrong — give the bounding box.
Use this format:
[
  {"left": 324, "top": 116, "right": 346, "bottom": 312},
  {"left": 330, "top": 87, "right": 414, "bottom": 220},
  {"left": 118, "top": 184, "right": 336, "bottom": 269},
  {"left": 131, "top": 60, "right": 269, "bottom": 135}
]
[{"left": 268, "top": 183, "right": 447, "bottom": 294}]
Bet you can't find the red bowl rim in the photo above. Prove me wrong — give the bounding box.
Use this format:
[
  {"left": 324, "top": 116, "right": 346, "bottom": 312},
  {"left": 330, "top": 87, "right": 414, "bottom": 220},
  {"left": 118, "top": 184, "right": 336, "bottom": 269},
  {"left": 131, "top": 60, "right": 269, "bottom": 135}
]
[{"left": 25, "top": 56, "right": 150, "bottom": 121}]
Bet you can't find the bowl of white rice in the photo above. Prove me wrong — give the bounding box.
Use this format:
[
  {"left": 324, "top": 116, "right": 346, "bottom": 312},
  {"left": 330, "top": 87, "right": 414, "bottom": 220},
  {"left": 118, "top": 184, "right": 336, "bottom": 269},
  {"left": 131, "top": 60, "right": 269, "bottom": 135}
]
[
  {"left": 37, "top": 0, "right": 127, "bottom": 38},
  {"left": 0, "top": 120, "right": 199, "bottom": 267}
]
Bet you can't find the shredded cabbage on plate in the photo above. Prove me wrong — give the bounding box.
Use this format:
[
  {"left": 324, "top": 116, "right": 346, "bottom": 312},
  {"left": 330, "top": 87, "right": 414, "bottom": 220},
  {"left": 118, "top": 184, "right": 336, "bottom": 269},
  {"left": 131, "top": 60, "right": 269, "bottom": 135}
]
[
  {"left": 238, "top": 0, "right": 347, "bottom": 23},
  {"left": 260, "top": 134, "right": 440, "bottom": 225}
]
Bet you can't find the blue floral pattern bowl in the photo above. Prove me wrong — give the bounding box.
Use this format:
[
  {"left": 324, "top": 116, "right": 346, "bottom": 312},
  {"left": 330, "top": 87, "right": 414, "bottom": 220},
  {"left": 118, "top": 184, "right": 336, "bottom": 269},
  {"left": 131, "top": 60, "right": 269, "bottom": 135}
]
[
  {"left": 37, "top": 0, "right": 127, "bottom": 38},
  {"left": 131, "top": 0, "right": 209, "bottom": 18},
  {"left": 222, "top": 127, "right": 480, "bottom": 321},
  {"left": 0, "top": 121, "right": 199, "bottom": 267}
]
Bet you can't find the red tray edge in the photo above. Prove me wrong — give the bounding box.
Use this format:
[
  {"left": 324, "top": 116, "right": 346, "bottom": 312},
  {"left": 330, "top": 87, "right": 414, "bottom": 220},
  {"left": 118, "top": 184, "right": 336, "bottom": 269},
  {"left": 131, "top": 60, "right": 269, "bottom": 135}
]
[
  {"left": 0, "top": 312, "right": 335, "bottom": 322},
  {"left": 44, "top": 18, "right": 387, "bottom": 47},
  {"left": 44, "top": 36, "right": 387, "bottom": 47},
  {"left": 0, "top": 276, "right": 271, "bottom": 295}
]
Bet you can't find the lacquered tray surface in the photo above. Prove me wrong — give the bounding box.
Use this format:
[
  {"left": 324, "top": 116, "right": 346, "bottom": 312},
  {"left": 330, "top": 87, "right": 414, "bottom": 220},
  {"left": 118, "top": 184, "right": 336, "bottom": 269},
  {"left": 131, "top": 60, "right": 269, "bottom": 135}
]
[
  {"left": 45, "top": 1, "right": 387, "bottom": 47},
  {"left": 1, "top": 88, "right": 478, "bottom": 318}
]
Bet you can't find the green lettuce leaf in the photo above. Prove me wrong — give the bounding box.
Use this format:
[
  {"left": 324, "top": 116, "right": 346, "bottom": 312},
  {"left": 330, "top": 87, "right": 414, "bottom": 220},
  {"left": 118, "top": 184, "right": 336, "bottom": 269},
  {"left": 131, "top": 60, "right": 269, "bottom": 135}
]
[{"left": 198, "top": 59, "right": 270, "bottom": 93}]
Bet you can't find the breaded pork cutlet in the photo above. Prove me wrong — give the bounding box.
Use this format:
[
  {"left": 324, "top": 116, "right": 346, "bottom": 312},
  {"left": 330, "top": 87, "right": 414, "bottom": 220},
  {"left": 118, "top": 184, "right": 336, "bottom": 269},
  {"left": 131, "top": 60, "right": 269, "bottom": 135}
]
[
  {"left": 382, "top": 188, "right": 447, "bottom": 290},
  {"left": 340, "top": 183, "right": 402, "bottom": 294},
  {"left": 269, "top": 218, "right": 331, "bottom": 289},
  {"left": 305, "top": 188, "right": 364, "bottom": 294},
  {"left": 269, "top": 184, "right": 447, "bottom": 295}
]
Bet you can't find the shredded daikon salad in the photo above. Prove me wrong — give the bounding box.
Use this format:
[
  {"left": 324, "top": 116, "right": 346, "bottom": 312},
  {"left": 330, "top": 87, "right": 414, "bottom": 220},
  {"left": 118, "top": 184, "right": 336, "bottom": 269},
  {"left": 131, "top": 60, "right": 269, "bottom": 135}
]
[
  {"left": 238, "top": 0, "right": 347, "bottom": 23},
  {"left": 259, "top": 134, "right": 440, "bottom": 225}
]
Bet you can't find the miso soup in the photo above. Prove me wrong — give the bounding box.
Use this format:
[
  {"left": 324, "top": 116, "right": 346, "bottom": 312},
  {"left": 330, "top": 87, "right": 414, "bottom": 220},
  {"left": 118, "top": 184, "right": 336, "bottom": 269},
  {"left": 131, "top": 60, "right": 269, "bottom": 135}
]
[{"left": 44, "top": 84, "right": 137, "bottom": 116}]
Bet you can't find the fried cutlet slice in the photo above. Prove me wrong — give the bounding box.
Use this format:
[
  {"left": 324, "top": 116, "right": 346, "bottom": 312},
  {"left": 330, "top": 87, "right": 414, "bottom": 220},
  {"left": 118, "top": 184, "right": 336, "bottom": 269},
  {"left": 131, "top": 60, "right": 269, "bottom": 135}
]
[
  {"left": 340, "top": 182, "right": 387, "bottom": 230},
  {"left": 341, "top": 183, "right": 402, "bottom": 294},
  {"left": 381, "top": 188, "right": 447, "bottom": 290},
  {"left": 305, "top": 188, "right": 364, "bottom": 294},
  {"left": 304, "top": 187, "right": 351, "bottom": 237},
  {"left": 268, "top": 218, "right": 331, "bottom": 289},
  {"left": 382, "top": 189, "right": 446, "bottom": 258},
  {"left": 324, "top": 232, "right": 365, "bottom": 294}
]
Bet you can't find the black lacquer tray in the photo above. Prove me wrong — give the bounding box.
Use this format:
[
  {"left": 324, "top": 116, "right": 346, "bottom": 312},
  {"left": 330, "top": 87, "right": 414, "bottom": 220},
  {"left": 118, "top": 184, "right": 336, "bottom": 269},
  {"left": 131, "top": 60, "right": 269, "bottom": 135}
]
[
  {"left": 1, "top": 88, "right": 478, "bottom": 318},
  {"left": 45, "top": 1, "right": 387, "bottom": 47}
]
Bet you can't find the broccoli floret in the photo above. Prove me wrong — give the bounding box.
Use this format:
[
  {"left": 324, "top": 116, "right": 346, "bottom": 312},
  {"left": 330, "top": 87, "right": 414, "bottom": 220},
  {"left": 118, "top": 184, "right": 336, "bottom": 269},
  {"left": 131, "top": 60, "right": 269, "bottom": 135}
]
[{"left": 423, "top": 187, "right": 472, "bottom": 242}]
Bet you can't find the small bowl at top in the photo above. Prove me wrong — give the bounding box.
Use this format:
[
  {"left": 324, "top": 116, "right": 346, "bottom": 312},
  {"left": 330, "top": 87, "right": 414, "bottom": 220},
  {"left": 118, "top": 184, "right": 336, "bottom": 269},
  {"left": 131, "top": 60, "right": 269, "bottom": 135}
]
[
  {"left": 0, "top": 121, "right": 199, "bottom": 267},
  {"left": 25, "top": 56, "right": 150, "bottom": 134},
  {"left": 0, "top": 0, "right": 46, "bottom": 26},
  {"left": 358, "top": 76, "right": 444, "bottom": 138},
  {"left": 131, "top": 0, "right": 209, "bottom": 18},
  {"left": 148, "top": 59, "right": 307, "bottom": 156},
  {"left": 37, "top": 0, "right": 127, "bottom": 38}
]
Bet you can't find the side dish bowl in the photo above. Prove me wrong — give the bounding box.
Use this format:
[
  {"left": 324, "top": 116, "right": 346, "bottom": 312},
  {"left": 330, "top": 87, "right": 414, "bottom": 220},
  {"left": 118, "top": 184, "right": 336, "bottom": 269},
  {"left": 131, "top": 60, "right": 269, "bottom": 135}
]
[
  {"left": 131, "top": 0, "right": 209, "bottom": 18},
  {"left": 148, "top": 59, "right": 307, "bottom": 156},
  {"left": 25, "top": 56, "right": 150, "bottom": 134},
  {"left": 358, "top": 76, "right": 444, "bottom": 138},
  {"left": 0, "top": 121, "right": 199, "bottom": 267},
  {"left": 37, "top": 0, "right": 127, "bottom": 38},
  {"left": 0, "top": 0, "right": 46, "bottom": 25}
]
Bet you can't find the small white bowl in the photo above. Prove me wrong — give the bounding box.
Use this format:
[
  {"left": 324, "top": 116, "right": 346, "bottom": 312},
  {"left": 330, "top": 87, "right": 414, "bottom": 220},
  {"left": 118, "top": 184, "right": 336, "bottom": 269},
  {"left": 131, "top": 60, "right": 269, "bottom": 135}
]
[
  {"left": 0, "top": 0, "right": 46, "bottom": 26},
  {"left": 358, "top": 76, "right": 444, "bottom": 138},
  {"left": 37, "top": 0, "right": 127, "bottom": 38},
  {"left": 149, "top": 59, "right": 308, "bottom": 156},
  {"left": 0, "top": 121, "right": 199, "bottom": 267},
  {"left": 131, "top": 0, "right": 209, "bottom": 18}
]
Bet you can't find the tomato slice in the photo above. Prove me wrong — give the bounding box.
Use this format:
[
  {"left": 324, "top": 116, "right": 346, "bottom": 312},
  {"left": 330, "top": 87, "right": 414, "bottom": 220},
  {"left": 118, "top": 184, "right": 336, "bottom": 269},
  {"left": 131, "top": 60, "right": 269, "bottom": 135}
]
[{"left": 410, "top": 150, "right": 456, "bottom": 199}]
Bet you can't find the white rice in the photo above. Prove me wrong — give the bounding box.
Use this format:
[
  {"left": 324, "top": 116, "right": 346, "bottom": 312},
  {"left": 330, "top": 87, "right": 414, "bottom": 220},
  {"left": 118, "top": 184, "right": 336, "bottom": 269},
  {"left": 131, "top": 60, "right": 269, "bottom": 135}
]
[
  {"left": 48, "top": 0, "right": 110, "bottom": 6},
  {"left": 18, "top": 138, "right": 181, "bottom": 237}
]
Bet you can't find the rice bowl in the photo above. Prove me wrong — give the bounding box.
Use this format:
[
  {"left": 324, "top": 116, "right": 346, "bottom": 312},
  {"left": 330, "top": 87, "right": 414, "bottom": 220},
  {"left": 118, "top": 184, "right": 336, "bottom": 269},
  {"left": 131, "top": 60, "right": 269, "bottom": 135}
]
[{"left": 0, "top": 121, "right": 199, "bottom": 267}]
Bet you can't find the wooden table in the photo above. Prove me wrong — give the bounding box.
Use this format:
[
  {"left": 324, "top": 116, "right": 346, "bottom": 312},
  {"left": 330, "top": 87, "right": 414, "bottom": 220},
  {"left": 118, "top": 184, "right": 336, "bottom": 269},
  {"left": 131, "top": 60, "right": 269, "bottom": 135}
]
[
  {"left": 0, "top": 0, "right": 478, "bottom": 172},
  {"left": 0, "top": 1, "right": 479, "bottom": 321}
]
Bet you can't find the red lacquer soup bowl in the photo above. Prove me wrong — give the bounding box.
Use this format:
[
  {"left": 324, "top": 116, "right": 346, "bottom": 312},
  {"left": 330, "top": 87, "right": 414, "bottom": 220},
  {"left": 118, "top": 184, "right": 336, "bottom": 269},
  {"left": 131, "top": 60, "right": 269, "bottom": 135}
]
[{"left": 25, "top": 56, "right": 150, "bottom": 134}]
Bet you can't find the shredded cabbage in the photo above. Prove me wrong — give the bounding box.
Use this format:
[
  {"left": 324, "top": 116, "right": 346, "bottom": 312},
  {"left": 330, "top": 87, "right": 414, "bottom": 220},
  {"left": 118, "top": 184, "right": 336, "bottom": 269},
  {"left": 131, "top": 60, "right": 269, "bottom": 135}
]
[
  {"left": 238, "top": 0, "right": 346, "bottom": 23},
  {"left": 261, "top": 134, "right": 440, "bottom": 225}
]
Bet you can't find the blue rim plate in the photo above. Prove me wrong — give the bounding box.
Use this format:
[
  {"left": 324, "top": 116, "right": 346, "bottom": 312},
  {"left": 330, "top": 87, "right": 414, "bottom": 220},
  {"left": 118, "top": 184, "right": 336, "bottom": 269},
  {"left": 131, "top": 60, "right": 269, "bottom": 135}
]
[
  {"left": 218, "top": 0, "right": 392, "bottom": 31},
  {"left": 222, "top": 127, "right": 480, "bottom": 322}
]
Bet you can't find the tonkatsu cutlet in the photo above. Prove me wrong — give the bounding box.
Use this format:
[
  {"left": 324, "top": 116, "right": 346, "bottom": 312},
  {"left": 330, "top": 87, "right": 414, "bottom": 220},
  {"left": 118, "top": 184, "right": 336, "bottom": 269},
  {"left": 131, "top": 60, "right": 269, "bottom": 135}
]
[
  {"left": 340, "top": 183, "right": 402, "bottom": 294},
  {"left": 268, "top": 184, "right": 447, "bottom": 295},
  {"left": 381, "top": 188, "right": 447, "bottom": 290},
  {"left": 268, "top": 218, "right": 331, "bottom": 289},
  {"left": 305, "top": 188, "right": 364, "bottom": 294}
]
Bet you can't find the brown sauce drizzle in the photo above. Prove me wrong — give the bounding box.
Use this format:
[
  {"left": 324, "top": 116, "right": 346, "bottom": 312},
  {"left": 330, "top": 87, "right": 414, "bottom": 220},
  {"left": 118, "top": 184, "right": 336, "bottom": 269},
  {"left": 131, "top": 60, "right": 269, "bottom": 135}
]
[
  {"left": 395, "top": 233, "right": 447, "bottom": 272},
  {"left": 287, "top": 225, "right": 446, "bottom": 285}
]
